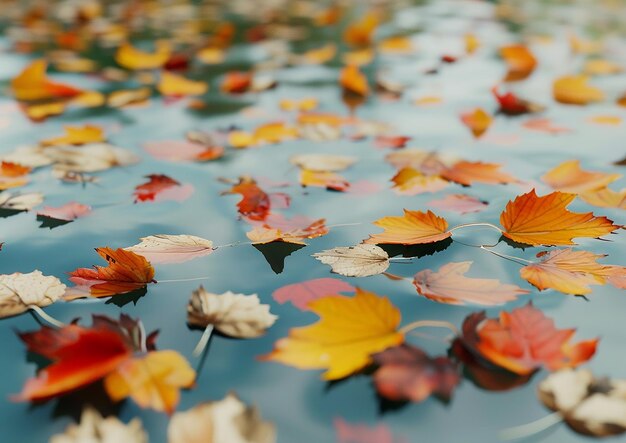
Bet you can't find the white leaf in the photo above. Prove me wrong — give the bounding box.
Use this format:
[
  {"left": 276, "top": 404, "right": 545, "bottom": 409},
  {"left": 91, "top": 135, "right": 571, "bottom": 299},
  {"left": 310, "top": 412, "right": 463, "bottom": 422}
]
[
  {"left": 312, "top": 244, "right": 390, "bottom": 277},
  {"left": 125, "top": 234, "right": 214, "bottom": 264},
  {"left": 0, "top": 191, "right": 44, "bottom": 211},
  {"left": 0, "top": 270, "right": 65, "bottom": 318},
  {"left": 50, "top": 407, "right": 147, "bottom": 443},
  {"left": 187, "top": 287, "right": 277, "bottom": 338}
]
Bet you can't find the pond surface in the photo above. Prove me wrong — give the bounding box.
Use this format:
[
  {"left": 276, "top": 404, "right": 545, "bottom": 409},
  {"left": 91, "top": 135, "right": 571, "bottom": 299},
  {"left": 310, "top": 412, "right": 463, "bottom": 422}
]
[{"left": 0, "top": 0, "right": 624, "bottom": 442}]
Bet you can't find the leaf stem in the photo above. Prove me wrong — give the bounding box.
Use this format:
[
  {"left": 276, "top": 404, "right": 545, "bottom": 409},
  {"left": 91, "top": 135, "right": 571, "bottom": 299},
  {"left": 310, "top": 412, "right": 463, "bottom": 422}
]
[
  {"left": 499, "top": 412, "right": 562, "bottom": 441},
  {"left": 28, "top": 305, "right": 66, "bottom": 328},
  {"left": 479, "top": 246, "right": 533, "bottom": 265},
  {"left": 449, "top": 222, "right": 503, "bottom": 234},
  {"left": 158, "top": 276, "right": 212, "bottom": 283},
  {"left": 398, "top": 320, "right": 459, "bottom": 336},
  {"left": 192, "top": 324, "right": 215, "bottom": 358},
  {"left": 214, "top": 241, "right": 255, "bottom": 249}
]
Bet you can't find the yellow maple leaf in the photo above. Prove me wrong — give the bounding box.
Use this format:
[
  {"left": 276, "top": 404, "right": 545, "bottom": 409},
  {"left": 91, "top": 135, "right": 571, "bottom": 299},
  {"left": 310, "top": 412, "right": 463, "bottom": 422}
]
[
  {"left": 541, "top": 160, "right": 621, "bottom": 194},
  {"left": 365, "top": 210, "right": 451, "bottom": 245},
  {"left": 553, "top": 75, "right": 604, "bottom": 105},
  {"left": 261, "top": 289, "right": 403, "bottom": 380},
  {"left": 115, "top": 41, "right": 171, "bottom": 70}
]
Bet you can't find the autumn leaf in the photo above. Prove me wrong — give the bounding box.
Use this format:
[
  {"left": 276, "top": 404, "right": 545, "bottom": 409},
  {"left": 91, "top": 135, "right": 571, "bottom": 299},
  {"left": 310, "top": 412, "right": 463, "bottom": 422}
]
[
  {"left": 290, "top": 154, "right": 356, "bottom": 172},
  {"left": 460, "top": 108, "right": 492, "bottom": 137},
  {"left": 46, "top": 143, "right": 140, "bottom": 173},
  {"left": 37, "top": 202, "right": 92, "bottom": 222},
  {"left": 391, "top": 168, "right": 448, "bottom": 195},
  {"left": 187, "top": 286, "right": 277, "bottom": 338},
  {"left": 499, "top": 44, "right": 537, "bottom": 81},
  {"left": 520, "top": 249, "right": 623, "bottom": 295},
  {"left": 340, "top": 65, "right": 369, "bottom": 97},
  {"left": 579, "top": 187, "right": 626, "bottom": 209},
  {"left": 50, "top": 407, "right": 148, "bottom": 443},
  {"left": 221, "top": 71, "right": 253, "bottom": 93},
  {"left": 440, "top": 161, "right": 516, "bottom": 186},
  {"left": 313, "top": 244, "right": 390, "bottom": 277},
  {"left": 460, "top": 304, "right": 598, "bottom": 375},
  {"left": 372, "top": 344, "right": 459, "bottom": 403},
  {"left": 115, "top": 41, "right": 171, "bottom": 70},
  {"left": 168, "top": 393, "right": 276, "bottom": 443},
  {"left": 0, "top": 191, "right": 43, "bottom": 211},
  {"left": 272, "top": 278, "right": 355, "bottom": 310},
  {"left": 125, "top": 234, "right": 214, "bottom": 264},
  {"left": 541, "top": 160, "right": 621, "bottom": 193},
  {"left": 300, "top": 169, "right": 350, "bottom": 191},
  {"left": 68, "top": 248, "right": 155, "bottom": 298},
  {"left": 413, "top": 262, "right": 528, "bottom": 306},
  {"left": 335, "top": 418, "right": 406, "bottom": 443},
  {"left": 365, "top": 210, "right": 451, "bottom": 245},
  {"left": 500, "top": 189, "right": 620, "bottom": 246},
  {"left": 133, "top": 174, "right": 194, "bottom": 203},
  {"left": 40, "top": 125, "right": 106, "bottom": 147},
  {"left": 246, "top": 217, "right": 327, "bottom": 245},
  {"left": 492, "top": 87, "right": 544, "bottom": 115},
  {"left": 0, "top": 271, "right": 65, "bottom": 318},
  {"left": 553, "top": 75, "right": 604, "bottom": 105},
  {"left": 11, "top": 60, "right": 82, "bottom": 101},
  {"left": 522, "top": 117, "right": 572, "bottom": 134},
  {"left": 157, "top": 71, "right": 208, "bottom": 97},
  {"left": 0, "top": 161, "right": 30, "bottom": 190},
  {"left": 261, "top": 288, "right": 404, "bottom": 380},
  {"left": 108, "top": 88, "right": 152, "bottom": 108},
  {"left": 428, "top": 194, "right": 487, "bottom": 214},
  {"left": 144, "top": 140, "right": 224, "bottom": 162},
  {"left": 343, "top": 11, "right": 378, "bottom": 47}
]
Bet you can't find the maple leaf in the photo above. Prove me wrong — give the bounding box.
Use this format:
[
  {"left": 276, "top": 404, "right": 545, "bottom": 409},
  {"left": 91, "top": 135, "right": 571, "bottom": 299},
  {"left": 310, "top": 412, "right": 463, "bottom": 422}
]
[
  {"left": 68, "top": 248, "right": 155, "bottom": 298},
  {"left": 134, "top": 174, "right": 194, "bottom": 203},
  {"left": 260, "top": 288, "right": 404, "bottom": 380},
  {"left": 365, "top": 210, "right": 451, "bottom": 245},
  {"left": 11, "top": 60, "right": 82, "bottom": 101},
  {"left": 246, "top": 218, "right": 327, "bottom": 245},
  {"left": 500, "top": 189, "right": 620, "bottom": 246},
  {"left": 413, "top": 262, "right": 528, "bottom": 306},
  {"left": 460, "top": 304, "right": 598, "bottom": 375},
  {"left": 372, "top": 344, "right": 460, "bottom": 403},
  {"left": 541, "top": 160, "right": 621, "bottom": 194},
  {"left": 391, "top": 168, "right": 448, "bottom": 195},
  {"left": 224, "top": 178, "right": 271, "bottom": 220},
  {"left": 313, "top": 244, "right": 390, "bottom": 277},
  {"left": 580, "top": 188, "right": 626, "bottom": 209},
  {"left": 440, "top": 161, "right": 517, "bottom": 186},
  {"left": 272, "top": 278, "right": 355, "bottom": 310},
  {"left": 460, "top": 108, "right": 492, "bottom": 137},
  {"left": 520, "top": 249, "right": 624, "bottom": 295},
  {"left": 553, "top": 75, "right": 604, "bottom": 105},
  {"left": 125, "top": 234, "right": 214, "bottom": 264},
  {"left": 104, "top": 350, "right": 195, "bottom": 415}
]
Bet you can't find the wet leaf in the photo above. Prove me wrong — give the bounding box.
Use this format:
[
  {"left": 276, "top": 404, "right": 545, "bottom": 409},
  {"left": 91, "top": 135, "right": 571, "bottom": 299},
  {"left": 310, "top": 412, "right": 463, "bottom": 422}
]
[
  {"left": 187, "top": 287, "right": 277, "bottom": 338},
  {"left": 36, "top": 202, "right": 91, "bottom": 222},
  {"left": 413, "top": 261, "right": 528, "bottom": 306},
  {"left": 500, "top": 189, "right": 620, "bottom": 246},
  {"left": 542, "top": 160, "right": 621, "bottom": 193},
  {"left": 261, "top": 288, "right": 403, "bottom": 380},
  {"left": 125, "top": 234, "right": 214, "bottom": 264},
  {"left": 134, "top": 174, "right": 194, "bottom": 203},
  {"left": 365, "top": 210, "right": 451, "bottom": 245},
  {"left": 313, "top": 244, "right": 390, "bottom": 277}
]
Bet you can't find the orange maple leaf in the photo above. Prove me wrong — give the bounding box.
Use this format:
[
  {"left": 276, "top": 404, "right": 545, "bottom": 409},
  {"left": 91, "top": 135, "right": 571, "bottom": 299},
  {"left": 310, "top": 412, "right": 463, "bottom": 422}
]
[
  {"left": 365, "top": 210, "right": 451, "bottom": 245},
  {"left": 541, "top": 159, "right": 621, "bottom": 194},
  {"left": 460, "top": 108, "right": 492, "bottom": 137},
  {"left": 68, "top": 247, "right": 156, "bottom": 298},
  {"left": 500, "top": 189, "right": 620, "bottom": 246},
  {"left": 441, "top": 161, "right": 517, "bottom": 186}
]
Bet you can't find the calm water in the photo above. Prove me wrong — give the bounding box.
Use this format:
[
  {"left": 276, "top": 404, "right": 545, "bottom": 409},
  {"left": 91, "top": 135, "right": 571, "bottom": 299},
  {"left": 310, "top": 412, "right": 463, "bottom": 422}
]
[{"left": 0, "top": 0, "right": 625, "bottom": 442}]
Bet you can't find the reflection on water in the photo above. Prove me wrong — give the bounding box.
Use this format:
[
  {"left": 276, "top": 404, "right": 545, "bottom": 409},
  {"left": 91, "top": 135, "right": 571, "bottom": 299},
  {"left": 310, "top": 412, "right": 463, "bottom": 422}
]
[{"left": 0, "top": 0, "right": 624, "bottom": 442}]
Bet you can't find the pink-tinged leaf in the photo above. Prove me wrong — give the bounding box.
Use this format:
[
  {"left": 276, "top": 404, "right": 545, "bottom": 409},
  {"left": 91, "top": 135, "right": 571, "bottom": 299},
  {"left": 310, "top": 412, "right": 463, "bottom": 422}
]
[
  {"left": 36, "top": 202, "right": 92, "bottom": 221},
  {"left": 428, "top": 194, "right": 488, "bottom": 214},
  {"left": 134, "top": 175, "right": 194, "bottom": 203},
  {"left": 522, "top": 118, "right": 572, "bottom": 134},
  {"left": 143, "top": 140, "right": 223, "bottom": 162},
  {"left": 268, "top": 192, "right": 291, "bottom": 209},
  {"left": 272, "top": 278, "right": 355, "bottom": 310},
  {"left": 346, "top": 180, "right": 383, "bottom": 196},
  {"left": 335, "top": 418, "right": 406, "bottom": 443},
  {"left": 124, "top": 234, "right": 214, "bottom": 264}
]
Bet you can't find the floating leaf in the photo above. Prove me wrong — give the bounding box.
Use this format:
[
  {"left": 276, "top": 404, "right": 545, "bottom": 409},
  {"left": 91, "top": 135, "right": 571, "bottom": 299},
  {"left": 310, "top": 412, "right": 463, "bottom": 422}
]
[
  {"left": 290, "top": 154, "right": 356, "bottom": 172},
  {"left": 0, "top": 191, "right": 43, "bottom": 211},
  {"left": 428, "top": 194, "right": 487, "bottom": 214},
  {"left": 272, "top": 278, "right": 355, "bottom": 310},
  {"left": 391, "top": 168, "right": 448, "bottom": 195},
  {"left": 460, "top": 304, "right": 598, "bottom": 375},
  {"left": 261, "top": 288, "right": 403, "bottom": 380},
  {"left": 373, "top": 344, "right": 459, "bottom": 403},
  {"left": 125, "top": 234, "right": 214, "bottom": 264},
  {"left": 340, "top": 65, "right": 369, "bottom": 96},
  {"left": 500, "top": 189, "right": 619, "bottom": 246},
  {"left": 335, "top": 418, "right": 405, "bottom": 443},
  {"left": 500, "top": 44, "right": 537, "bottom": 81},
  {"left": 50, "top": 407, "right": 148, "bottom": 443},
  {"left": 0, "top": 161, "right": 30, "bottom": 190},
  {"left": 365, "top": 210, "right": 451, "bottom": 245},
  {"left": 413, "top": 261, "right": 528, "bottom": 306},
  {"left": 187, "top": 287, "right": 277, "bottom": 338},
  {"left": 158, "top": 71, "right": 208, "bottom": 97},
  {"left": 553, "top": 75, "right": 604, "bottom": 105},
  {"left": 542, "top": 160, "right": 621, "bottom": 193},
  {"left": 40, "top": 125, "right": 106, "bottom": 147},
  {"left": 144, "top": 140, "right": 224, "bottom": 162},
  {"left": 11, "top": 60, "right": 82, "bottom": 101},
  {"left": 579, "top": 188, "right": 626, "bottom": 209},
  {"left": 460, "top": 108, "right": 492, "bottom": 137},
  {"left": 0, "top": 271, "right": 65, "bottom": 318},
  {"left": 441, "top": 161, "right": 516, "bottom": 186},
  {"left": 115, "top": 42, "right": 170, "bottom": 70},
  {"left": 313, "top": 244, "right": 390, "bottom": 277},
  {"left": 134, "top": 174, "right": 194, "bottom": 203},
  {"left": 247, "top": 218, "right": 327, "bottom": 245},
  {"left": 36, "top": 202, "right": 92, "bottom": 222}
]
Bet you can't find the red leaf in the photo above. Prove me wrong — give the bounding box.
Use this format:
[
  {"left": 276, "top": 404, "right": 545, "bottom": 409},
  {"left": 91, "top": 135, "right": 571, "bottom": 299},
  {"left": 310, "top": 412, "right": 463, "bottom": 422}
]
[{"left": 133, "top": 174, "right": 194, "bottom": 203}]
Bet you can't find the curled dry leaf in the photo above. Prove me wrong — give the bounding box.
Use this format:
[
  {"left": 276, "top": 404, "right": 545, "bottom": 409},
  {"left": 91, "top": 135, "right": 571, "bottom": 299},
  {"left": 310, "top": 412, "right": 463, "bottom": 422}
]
[
  {"left": 261, "top": 288, "right": 403, "bottom": 380},
  {"left": 272, "top": 278, "right": 355, "bottom": 310},
  {"left": 290, "top": 154, "right": 356, "bottom": 172},
  {"left": 168, "top": 393, "right": 276, "bottom": 443},
  {"left": 500, "top": 189, "right": 619, "bottom": 246},
  {"left": 373, "top": 344, "right": 460, "bottom": 403},
  {"left": 365, "top": 210, "right": 451, "bottom": 245},
  {"left": 459, "top": 303, "right": 598, "bottom": 375},
  {"left": 312, "top": 244, "right": 390, "bottom": 277},
  {"left": 125, "top": 234, "right": 214, "bottom": 264},
  {"left": 413, "top": 261, "right": 528, "bottom": 306},
  {"left": 541, "top": 160, "right": 621, "bottom": 194},
  {"left": 0, "top": 270, "right": 65, "bottom": 318},
  {"left": 68, "top": 248, "right": 155, "bottom": 298},
  {"left": 520, "top": 249, "right": 625, "bottom": 295},
  {"left": 50, "top": 407, "right": 148, "bottom": 443},
  {"left": 187, "top": 287, "right": 277, "bottom": 338},
  {"left": 538, "top": 369, "right": 626, "bottom": 437}
]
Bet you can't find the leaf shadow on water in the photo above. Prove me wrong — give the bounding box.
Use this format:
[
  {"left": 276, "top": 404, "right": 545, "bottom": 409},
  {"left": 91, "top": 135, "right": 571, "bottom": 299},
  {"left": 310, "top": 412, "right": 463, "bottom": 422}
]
[
  {"left": 500, "top": 236, "right": 532, "bottom": 250},
  {"left": 253, "top": 242, "right": 306, "bottom": 274},
  {"left": 36, "top": 216, "right": 71, "bottom": 229},
  {"left": 105, "top": 287, "right": 148, "bottom": 308},
  {"left": 0, "top": 209, "right": 23, "bottom": 218},
  {"left": 380, "top": 238, "right": 453, "bottom": 258}
]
